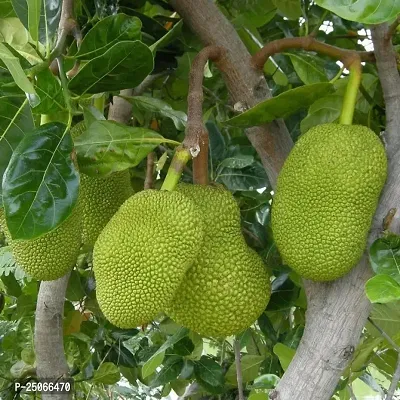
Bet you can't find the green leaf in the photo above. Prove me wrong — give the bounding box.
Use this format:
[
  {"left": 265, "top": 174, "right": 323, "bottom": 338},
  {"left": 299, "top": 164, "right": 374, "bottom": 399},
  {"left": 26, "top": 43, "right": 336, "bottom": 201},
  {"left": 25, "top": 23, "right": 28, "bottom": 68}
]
[
  {"left": 315, "top": 0, "right": 400, "bottom": 24},
  {"left": 120, "top": 366, "right": 138, "bottom": 385},
  {"left": 273, "top": 343, "right": 296, "bottom": 371},
  {"left": 172, "top": 337, "right": 195, "bottom": 356},
  {"left": 0, "top": 0, "right": 16, "bottom": 17},
  {"left": 151, "top": 356, "right": 184, "bottom": 387},
  {"left": 0, "top": 97, "right": 34, "bottom": 204},
  {"left": 217, "top": 155, "right": 254, "bottom": 170},
  {"left": 1, "top": 272, "right": 22, "bottom": 297},
  {"left": 150, "top": 19, "right": 183, "bottom": 52},
  {"left": 272, "top": 0, "right": 302, "bottom": 19},
  {"left": 66, "top": 270, "right": 85, "bottom": 302},
  {"left": 370, "top": 302, "right": 400, "bottom": 338},
  {"left": 142, "top": 328, "right": 189, "bottom": 379},
  {"left": 27, "top": 0, "right": 41, "bottom": 42},
  {"left": 365, "top": 275, "right": 400, "bottom": 304},
  {"left": 75, "top": 14, "right": 142, "bottom": 60},
  {"left": 252, "top": 373, "right": 280, "bottom": 389},
  {"left": 225, "top": 83, "right": 334, "bottom": 127},
  {"left": 226, "top": 355, "right": 265, "bottom": 385},
  {"left": 287, "top": 53, "right": 328, "bottom": 85},
  {"left": 194, "top": 356, "right": 225, "bottom": 394},
  {"left": 0, "top": 42, "right": 36, "bottom": 95},
  {"left": 234, "top": 0, "right": 276, "bottom": 28},
  {"left": 68, "top": 41, "right": 154, "bottom": 95},
  {"left": 142, "top": 350, "right": 166, "bottom": 379},
  {"left": 121, "top": 95, "right": 187, "bottom": 130},
  {"left": 369, "top": 236, "right": 400, "bottom": 283},
  {"left": 74, "top": 120, "right": 179, "bottom": 177},
  {"left": 2, "top": 123, "right": 80, "bottom": 240},
  {"left": 31, "top": 68, "right": 65, "bottom": 114},
  {"left": 92, "top": 362, "right": 121, "bottom": 384}
]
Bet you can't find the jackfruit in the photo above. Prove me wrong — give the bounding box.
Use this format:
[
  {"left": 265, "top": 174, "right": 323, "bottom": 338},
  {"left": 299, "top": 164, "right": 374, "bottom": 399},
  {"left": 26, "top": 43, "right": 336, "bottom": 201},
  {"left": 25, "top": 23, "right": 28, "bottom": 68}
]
[
  {"left": 166, "top": 184, "right": 271, "bottom": 338},
  {"left": 271, "top": 123, "right": 387, "bottom": 282},
  {"left": 71, "top": 122, "right": 134, "bottom": 246},
  {"left": 93, "top": 189, "right": 204, "bottom": 328},
  {"left": 0, "top": 203, "right": 82, "bottom": 281}
]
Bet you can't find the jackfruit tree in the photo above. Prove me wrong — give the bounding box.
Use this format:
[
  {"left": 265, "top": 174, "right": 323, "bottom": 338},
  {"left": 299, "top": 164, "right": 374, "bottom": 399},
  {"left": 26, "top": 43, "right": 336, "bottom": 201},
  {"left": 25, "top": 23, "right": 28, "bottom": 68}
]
[{"left": 1, "top": 2, "right": 400, "bottom": 400}]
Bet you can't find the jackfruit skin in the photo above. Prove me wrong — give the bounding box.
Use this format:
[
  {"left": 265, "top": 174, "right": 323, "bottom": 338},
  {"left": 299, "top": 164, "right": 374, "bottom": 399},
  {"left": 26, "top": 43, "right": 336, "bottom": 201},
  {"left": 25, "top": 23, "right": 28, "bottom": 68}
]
[
  {"left": 80, "top": 172, "right": 133, "bottom": 246},
  {"left": 0, "top": 203, "right": 82, "bottom": 281},
  {"left": 71, "top": 122, "right": 134, "bottom": 246},
  {"left": 271, "top": 123, "right": 387, "bottom": 282},
  {"left": 166, "top": 184, "right": 271, "bottom": 338},
  {"left": 93, "top": 189, "right": 204, "bottom": 328}
]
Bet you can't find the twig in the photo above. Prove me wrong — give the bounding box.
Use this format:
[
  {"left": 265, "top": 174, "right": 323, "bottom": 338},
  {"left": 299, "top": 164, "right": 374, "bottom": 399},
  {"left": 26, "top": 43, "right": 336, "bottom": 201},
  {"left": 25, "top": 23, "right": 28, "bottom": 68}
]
[
  {"left": 234, "top": 339, "right": 245, "bottom": 400},
  {"left": 386, "top": 353, "right": 400, "bottom": 400},
  {"left": 184, "top": 46, "right": 224, "bottom": 185},
  {"left": 251, "top": 36, "right": 375, "bottom": 70},
  {"left": 368, "top": 318, "right": 400, "bottom": 353},
  {"left": 386, "top": 15, "right": 400, "bottom": 40},
  {"left": 144, "top": 152, "right": 155, "bottom": 190}
]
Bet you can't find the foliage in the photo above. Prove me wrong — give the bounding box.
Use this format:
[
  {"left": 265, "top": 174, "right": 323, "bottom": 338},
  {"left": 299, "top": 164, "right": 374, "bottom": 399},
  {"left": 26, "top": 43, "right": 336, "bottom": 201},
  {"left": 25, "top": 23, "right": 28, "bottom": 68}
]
[{"left": 0, "top": 0, "right": 398, "bottom": 399}]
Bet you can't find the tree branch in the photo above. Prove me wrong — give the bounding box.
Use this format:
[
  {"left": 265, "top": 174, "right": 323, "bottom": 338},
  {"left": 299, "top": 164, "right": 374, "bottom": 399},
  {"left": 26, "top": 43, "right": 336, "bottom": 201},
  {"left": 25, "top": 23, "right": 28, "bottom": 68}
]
[
  {"left": 386, "top": 15, "right": 400, "bottom": 40},
  {"left": 170, "top": 2, "right": 400, "bottom": 400},
  {"left": 386, "top": 354, "right": 400, "bottom": 400},
  {"left": 234, "top": 340, "right": 245, "bottom": 400},
  {"left": 144, "top": 152, "right": 155, "bottom": 190},
  {"left": 252, "top": 36, "right": 374, "bottom": 70}
]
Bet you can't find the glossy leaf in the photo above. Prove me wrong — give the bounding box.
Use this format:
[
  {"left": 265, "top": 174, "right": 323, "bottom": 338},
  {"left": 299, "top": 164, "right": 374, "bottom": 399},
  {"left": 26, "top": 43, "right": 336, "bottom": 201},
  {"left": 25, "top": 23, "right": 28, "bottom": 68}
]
[
  {"left": 273, "top": 343, "right": 296, "bottom": 371},
  {"left": 252, "top": 373, "right": 280, "bottom": 389},
  {"left": 225, "top": 83, "right": 334, "bottom": 127},
  {"left": 2, "top": 123, "right": 79, "bottom": 240},
  {"left": 121, "top": 95, "right": 187, "bottom": 130},
  {"left": 194, "top": 356, "right": 225, "bottom": 394},
  {"left": 92, "top": 362, "right": 120, "bottom": 384},
  {"left": 226, "top": 355, "right": 265, "bottom": 385},
  {"left": 365, "top": 275, "right": 400, "bottom": 304},
  {"left": 150, "top": 19, "right": 183, "bottom": 52},
  {"left": 75, "top": 14, "right": 142, "bottom": 60},
  {"left": 287, "top": 53, "right": 328, "bottom": 85},
  {"left": 315, "top": 0, "right": 400, "bottom": 24},
  {"left": 369, "top": 236, "right": 400, "bottom": 283},
  {"left": 74, "top": 120, "right": 179, "bottom": 176},
  {"left": 31, "top": 68, "right": 65, "bottom": 114},
  {"left": 68, "top": 41, "right": 154, "bottom": 95},
  {"left": 150, "top": 356, "right": 184, "bottom": 387},
  {"left": 0, "top": 97, "right": 34, "bottom": 204},
  {"left": 272, "top": 0, "right": 302, "bottom": 20},
  {"left": 0, "top": 43, "right": 36, "bottom": 96}
]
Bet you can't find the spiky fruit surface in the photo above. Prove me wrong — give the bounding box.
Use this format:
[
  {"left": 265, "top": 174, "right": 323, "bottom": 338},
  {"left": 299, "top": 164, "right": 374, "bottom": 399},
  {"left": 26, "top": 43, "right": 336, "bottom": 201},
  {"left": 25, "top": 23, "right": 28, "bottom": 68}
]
[
  {"left": 167, "top": 184, "right": 271, "bottom": 338},
  {"left": 93, "top": 189, "right": 204, "bottom": 328},
  {"left": 0, "top": 204, "right": 82, "bottom": 281},
  {"left": 271, "top": 123, "right": 387, "bottom": 281}
]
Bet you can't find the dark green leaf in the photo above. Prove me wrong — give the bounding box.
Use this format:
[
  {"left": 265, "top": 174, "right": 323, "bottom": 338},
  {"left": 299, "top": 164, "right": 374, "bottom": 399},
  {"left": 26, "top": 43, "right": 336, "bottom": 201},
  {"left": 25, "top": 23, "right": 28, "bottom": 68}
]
[
  {"left": 2, "top": 123, "right": 79, "bottom": 240},
  {"left": 75, "top": 14, "right": 142, "bottom": 60},
  {"left": 226, "top": 355, "right": 265, "bottom": 385},
  {"left": 225, "top": 83, "right": 334, "bottom": 127},
  {"left": 369, "top": 236, "right": 400, "bottom": 283},
  {"left": 258, "top": 313, "right": 278, "bottom": 344},
  {"left": 206, "top": 121, "right": 226, "bottom": 162},
  {"left": 172, "top": 336, "right": 195, "bottom": 356},
  {"left": 120, "top": 366, "right": 138, "bottom": 385},
  {"left": 0, "top": 97, "right": 34, "bottom": 204},
  {"left": 151, "top": 356, "right": 184, "bottom": 387},
  {"left": 1, "top": 272, "right": 22, "bottom": 297},
  {"left": 66, "top": 270, "right": 85, "bottom": 302},
  {"left": 267, "top": 274, "right": 300, "bottom": 311},
  {"left": 315, "top": 0, "right": 400, "bottom": 24},
  {"left": 92, "top": 362, "right": 120, "bottom": 384},
  {"left": 272, "top": 0, "right": 302, "bottom": 19},
  {"left": 74, "top": 120, "right": 179, "bottom": 176},
  {"left": 217, "top": 155, "right": 254, "bottom": 170},
  {"left": 68, "top": 41, "right": 154, "bottom": 95},
  {"left": 287, "top": 53, "right": 328, "bottom": 85},
  {"left": 252, "top": 373, "right": 280, "bottom": 390},
  {"left": 365, "top": 275, "right": 400, "bottom": 304},
  {"left": 121, "top": 95, "right": 187, "bottom": 130},
  {"left": 32, "top": 68, "right": 65, "bottom": 114},
  {"left": 150, "top": 20, "right": 183, "bottom": 52},
  {"left": 273, "top": 343, "right": 295, "bottom": 371},
  {"left": 194, "top": 356, "right": 225, "bottom": 394},
  {"left": 142, "top": 350, "right": 165, "bottom": 379}
]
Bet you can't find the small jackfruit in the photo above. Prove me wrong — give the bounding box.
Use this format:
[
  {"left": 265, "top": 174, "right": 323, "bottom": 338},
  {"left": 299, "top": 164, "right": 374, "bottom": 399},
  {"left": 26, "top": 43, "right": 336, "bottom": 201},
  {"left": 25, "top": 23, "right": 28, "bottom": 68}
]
[
  {"left": 93, "top": 189, "right": 204, "bottom": 328},
  {"left": 71, "top": 122, "right": 134, "bottom": 246},
  {"left": 167, "top": 184, "right": 271, "bottom": 338},
  {"left": 0, "top": 204, "right": 82, "bottom": 281},
  {"left": 271, "top": 123, "right": 387, "bottom": 281}
]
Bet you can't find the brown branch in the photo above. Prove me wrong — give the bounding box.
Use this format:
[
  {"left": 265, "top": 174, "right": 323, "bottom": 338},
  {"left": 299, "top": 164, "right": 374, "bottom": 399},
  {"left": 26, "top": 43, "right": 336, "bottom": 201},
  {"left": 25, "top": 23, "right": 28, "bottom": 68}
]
[
  {"left": 252, "top": 36, "right": 375, "bottom": 70},
  {"left": 386, "top": 15, "right": 400, "bottom": 40},
  {"left": 183, "top": 46, "right": 224, "bottom": 185},
  {"left": 144, "top": 152, "right": 155, "bottom": 190}
]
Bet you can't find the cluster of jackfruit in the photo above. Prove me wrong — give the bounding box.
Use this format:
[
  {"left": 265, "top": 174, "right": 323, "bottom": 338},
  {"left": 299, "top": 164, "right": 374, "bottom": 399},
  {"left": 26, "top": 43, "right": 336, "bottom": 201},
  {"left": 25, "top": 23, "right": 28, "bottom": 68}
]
[
  {"left": 271, "top": 123, "right": 387, "bottom": 281},
  {"left": 93, "top": 183, "right": 271, "bottom": 337}
]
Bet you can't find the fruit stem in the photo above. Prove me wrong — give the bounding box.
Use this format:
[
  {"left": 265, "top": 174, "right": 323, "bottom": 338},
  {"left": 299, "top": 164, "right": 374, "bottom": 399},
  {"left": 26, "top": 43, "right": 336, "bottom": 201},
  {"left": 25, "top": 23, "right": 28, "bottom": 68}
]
[
  {"left": 161, "top": 146, "right": 191, "bottom": 191},
  {"left": 339, "top": 58, "right": 362, "bottom": 125}
]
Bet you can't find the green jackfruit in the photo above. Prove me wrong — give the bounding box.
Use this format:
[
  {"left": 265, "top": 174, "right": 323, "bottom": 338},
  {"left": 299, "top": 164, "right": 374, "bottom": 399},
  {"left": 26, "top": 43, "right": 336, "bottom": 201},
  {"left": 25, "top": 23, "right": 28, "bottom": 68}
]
[
  {"left": 0, "top": 204, "right": 82, "bottom": 281},
  {"left": 272, "top": 123, "right": 387, "bottom": 282},
  {"left": 71, "top": 122, "right": 134, "bottom": 246},
  {"left": 93, "top": 189, "right": 204, "bottom": 328},
  {"left": 167, "top": 184, "right": 271, "bottom": 338}
]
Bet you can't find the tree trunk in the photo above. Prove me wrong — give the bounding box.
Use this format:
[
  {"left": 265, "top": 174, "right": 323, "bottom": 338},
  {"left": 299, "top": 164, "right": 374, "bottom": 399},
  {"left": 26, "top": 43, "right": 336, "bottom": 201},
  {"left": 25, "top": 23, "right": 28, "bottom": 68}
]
[{"left": 169, "top": 2, "right": 400, "bottom": 399}]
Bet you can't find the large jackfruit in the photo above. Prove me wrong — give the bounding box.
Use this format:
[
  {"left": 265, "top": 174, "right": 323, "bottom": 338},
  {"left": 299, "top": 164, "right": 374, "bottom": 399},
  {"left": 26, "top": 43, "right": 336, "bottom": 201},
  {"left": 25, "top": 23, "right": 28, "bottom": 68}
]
[
  {"left": 272, "top": 123, "right": 387, "bottom": 282},
  {"left": 0, "top": 204, "right": 82, "bottom": 281},
  {"left": 71, "top": 122, "right": 134, "bottom": 246},
  {"left": 167, "top": 184, "right": 271, "bottom": 338},
  {"left": 93, "top": 189, "right": 204, "bottom": 328}
]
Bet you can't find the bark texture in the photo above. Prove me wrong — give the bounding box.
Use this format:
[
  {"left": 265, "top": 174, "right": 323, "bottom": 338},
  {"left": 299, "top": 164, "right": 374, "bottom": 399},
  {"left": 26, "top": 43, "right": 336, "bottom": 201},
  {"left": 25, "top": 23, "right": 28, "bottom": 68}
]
[
  {"left": 34, "top": 274, "right": 71, "bottom": 400},
  {"left": 169, "top": 2, "right": 400, "bottom": 399}
]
